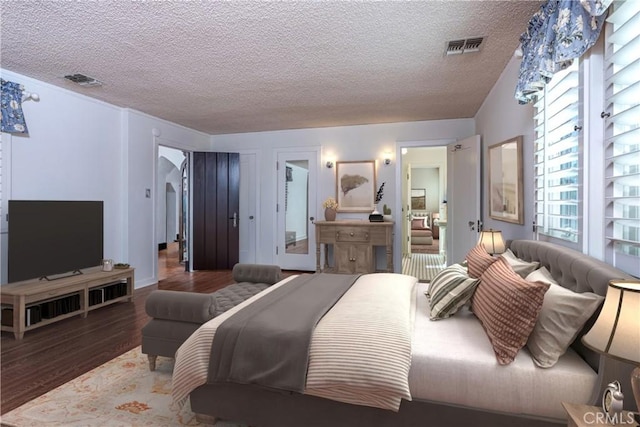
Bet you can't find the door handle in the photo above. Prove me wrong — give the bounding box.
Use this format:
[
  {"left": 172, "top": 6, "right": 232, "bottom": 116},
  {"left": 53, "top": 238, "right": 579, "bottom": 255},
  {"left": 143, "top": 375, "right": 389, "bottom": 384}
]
[
  {"left": 229, "top": 212, "right": 237, "bottom": 228},
  {"left": 468, "top": 221, "right": 475, "bottom": 231},
  {"left": 309, "top": 216, "right": 315, "bottom": 221}
]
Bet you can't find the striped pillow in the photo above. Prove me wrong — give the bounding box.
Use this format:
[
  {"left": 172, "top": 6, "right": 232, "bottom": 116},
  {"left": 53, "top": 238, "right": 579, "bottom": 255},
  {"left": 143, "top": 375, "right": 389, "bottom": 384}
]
[
  {"left": 466, "top": 243, "right": 498, "bottom": 278},
  {"left": 425, "top": 264, "right": 479, "bottom": 320},
  {"left": 471, "top": 257, "right": 550, "bottom": 365}
]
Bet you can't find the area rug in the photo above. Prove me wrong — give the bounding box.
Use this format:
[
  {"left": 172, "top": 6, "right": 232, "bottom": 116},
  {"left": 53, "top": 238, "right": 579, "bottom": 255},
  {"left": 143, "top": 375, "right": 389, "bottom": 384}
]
[
  {"left": 0, "top": 347, "right": 243, "bottom": 427},
  {"left": 402, "top": 253, "right": 445, "bottom": 282}
]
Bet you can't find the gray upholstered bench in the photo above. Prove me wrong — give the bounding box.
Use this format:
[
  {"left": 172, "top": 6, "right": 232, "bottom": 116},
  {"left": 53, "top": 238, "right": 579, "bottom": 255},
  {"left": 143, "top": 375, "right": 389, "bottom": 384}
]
[{"left": 142, "top": 263, "right": 281, "bottom": 370}]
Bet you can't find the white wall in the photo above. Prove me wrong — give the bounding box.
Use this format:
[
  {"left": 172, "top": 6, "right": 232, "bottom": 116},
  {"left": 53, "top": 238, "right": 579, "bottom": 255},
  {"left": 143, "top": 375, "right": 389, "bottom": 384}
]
[
  {"left": 125, "top": 110, "right": 210, "bottom": 287},
  {"left": 475, "top": 56, "right": 535, "bottom": 241},
  {"left": 211, "top": 119, "right": 475, "bottom": 267},
  {"left": 1, "top": 69, "right": 124, "bottom": 284},
  {"left": 0, "top": 69, "right": 210, "bottom": 287}
]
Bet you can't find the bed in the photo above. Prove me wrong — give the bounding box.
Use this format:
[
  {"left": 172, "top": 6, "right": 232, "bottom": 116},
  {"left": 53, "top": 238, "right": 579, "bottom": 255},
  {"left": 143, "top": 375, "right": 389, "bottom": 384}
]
[
  {"left": 172, "top": 240, "right": 635, "bottom": 427},
  {"left": 410, "top": 212, "right": 439, "bottom": 248}
]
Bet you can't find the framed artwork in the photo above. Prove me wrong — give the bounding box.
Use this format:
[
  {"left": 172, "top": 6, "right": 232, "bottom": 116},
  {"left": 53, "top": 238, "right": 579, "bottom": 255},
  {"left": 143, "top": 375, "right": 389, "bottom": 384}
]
[
  {"left": 336, "top": 160, "right": 376, "bottom": 212},
  {"left": 411, "top": 188, "right": 426, "bottom": 210},
  {"left": 489, "top": 136, "right": 524, "bottom": 224}
]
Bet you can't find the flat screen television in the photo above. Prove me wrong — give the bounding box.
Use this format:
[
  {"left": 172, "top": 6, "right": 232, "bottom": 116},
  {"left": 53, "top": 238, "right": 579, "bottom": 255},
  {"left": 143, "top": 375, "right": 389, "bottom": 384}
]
[{"left": 8, "top": 200, "right": 104, "bottom": 282}]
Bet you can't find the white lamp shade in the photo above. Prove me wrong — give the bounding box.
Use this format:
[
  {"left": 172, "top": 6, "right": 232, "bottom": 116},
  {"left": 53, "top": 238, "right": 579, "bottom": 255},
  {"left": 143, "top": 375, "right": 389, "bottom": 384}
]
[
  {"left": 477, "top": 230, "right": 506, "bottom": 255},
  {"left": 582, "top": 281, "right": 640, "bottom": 365}
]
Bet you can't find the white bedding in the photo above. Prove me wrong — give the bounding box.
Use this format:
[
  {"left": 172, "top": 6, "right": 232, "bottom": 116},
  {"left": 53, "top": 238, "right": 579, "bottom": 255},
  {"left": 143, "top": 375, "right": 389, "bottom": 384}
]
[
  {"left": 172, "top": 276, "right": 597, "bottom": 420},
  {"left": 172, "top": 273, "right": 417, "bottom": 412},
  {"left": 410, "top": 282, "right": 598, "bottom": 420}
]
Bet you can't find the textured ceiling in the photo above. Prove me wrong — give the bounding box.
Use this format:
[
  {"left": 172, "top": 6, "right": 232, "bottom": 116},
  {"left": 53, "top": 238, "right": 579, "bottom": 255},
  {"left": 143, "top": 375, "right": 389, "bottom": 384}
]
[{"left": 0, "top": 1, "right": 541, "bottom": 135}]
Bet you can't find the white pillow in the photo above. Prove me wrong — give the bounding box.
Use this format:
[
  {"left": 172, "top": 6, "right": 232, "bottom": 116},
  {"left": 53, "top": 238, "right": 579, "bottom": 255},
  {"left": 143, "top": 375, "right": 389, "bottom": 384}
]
[
  {"left": 500, "top": 249, "right": 540, "bottom": 278},
  {"left": 525, "top": 267, "right": 604, "bottom": 368}
]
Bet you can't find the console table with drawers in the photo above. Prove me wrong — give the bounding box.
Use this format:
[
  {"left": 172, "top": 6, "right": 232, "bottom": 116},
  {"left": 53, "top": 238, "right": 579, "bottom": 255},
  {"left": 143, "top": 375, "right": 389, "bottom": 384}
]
[{"left": 314, "top": 220, "right": 394, "bottom": 274}]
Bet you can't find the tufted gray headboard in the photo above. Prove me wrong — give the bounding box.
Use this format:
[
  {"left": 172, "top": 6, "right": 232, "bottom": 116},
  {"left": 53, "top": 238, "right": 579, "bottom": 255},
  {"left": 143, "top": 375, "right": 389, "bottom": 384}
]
[{"left": 507, "top": 240, "right": 635, "bottom": 407}]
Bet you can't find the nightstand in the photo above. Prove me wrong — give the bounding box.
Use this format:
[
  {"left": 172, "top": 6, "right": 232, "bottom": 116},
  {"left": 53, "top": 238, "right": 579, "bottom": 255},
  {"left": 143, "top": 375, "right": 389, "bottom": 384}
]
[{"left": 562, "top": 402, "right": 638, "bottom": 427}]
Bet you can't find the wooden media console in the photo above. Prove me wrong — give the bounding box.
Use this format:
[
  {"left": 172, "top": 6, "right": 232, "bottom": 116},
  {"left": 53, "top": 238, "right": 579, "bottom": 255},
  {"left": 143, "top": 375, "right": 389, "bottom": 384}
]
[{"left": 1, "top": 266, "right": 134, "bottom": 340}]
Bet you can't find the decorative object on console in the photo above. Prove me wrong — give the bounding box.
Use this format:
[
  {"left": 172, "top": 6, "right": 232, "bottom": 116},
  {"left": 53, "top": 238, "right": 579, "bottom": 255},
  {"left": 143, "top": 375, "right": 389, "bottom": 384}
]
[
  {"left": 478, "top": 229, "right": 506, "bottom": 255},
  {"left": 336, "top": 160, "right": 376, "bottom": 213},
  {"left": 101, "top": 259, "right": 114, "bottom": 272},
  {"left": 582, "top": 280, "right": 640, "bottom": 420},
  {"left": 369, "top": 182, "right": 385, "bottom": 221},
  {"left": 322, "top": 197, "right": 338, "bottom": 221},
  {"left": 383, "top": 204, "right": 392, "bottom": 222}
]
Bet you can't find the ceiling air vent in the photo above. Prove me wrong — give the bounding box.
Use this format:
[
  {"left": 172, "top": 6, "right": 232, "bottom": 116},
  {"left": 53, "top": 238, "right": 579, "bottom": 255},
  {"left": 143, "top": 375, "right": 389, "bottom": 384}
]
[
  {"left": 64, "top": 73, "right": 103, "bottom": 87},
  {"left": 445, "top": 37, "right": 485, "bottom": 56}
]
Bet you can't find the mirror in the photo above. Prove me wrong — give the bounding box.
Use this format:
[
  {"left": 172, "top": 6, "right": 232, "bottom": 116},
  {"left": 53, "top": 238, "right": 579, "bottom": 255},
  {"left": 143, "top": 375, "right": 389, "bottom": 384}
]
[{"left": 285, "top": 160, "right": 309, "bottom": 254}]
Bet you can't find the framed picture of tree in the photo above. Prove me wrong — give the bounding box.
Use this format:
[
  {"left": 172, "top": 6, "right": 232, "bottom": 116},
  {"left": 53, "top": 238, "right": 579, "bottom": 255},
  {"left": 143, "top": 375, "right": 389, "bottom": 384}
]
[{"left": 335, "top": 160, "right": 376, "bottom": 212}]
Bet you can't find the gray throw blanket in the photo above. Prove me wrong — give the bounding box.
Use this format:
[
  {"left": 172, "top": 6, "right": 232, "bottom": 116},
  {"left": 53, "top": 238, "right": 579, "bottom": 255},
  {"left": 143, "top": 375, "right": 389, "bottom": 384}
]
[{"left": 208, "top": 273, "right": 360, "bottom": 393}]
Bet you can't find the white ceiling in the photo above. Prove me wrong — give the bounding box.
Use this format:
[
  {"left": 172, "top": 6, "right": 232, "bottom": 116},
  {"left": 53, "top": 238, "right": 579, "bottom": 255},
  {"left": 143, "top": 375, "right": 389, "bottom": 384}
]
[{"left": 0, "top": 1, "right": 541, "bottom": 135}]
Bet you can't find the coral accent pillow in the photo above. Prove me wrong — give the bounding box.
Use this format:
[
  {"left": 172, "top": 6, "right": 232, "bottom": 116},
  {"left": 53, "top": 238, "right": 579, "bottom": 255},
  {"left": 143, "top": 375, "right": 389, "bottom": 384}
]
[
  {"left": 471, "top": 257, "right": 550, "bottom": 365},
  {"left": 411, "top": 218, "right": 425, "bottom": 229},
  {"left": 466, "top": 243, "right": 498, "bottom": 278}
]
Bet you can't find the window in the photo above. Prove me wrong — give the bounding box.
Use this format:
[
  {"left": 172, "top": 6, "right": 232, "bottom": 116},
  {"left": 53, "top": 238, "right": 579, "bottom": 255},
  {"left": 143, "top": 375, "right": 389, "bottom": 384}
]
[
  {"left": 532, "top": 0, "right": 640, "bottom": 277},
  {"left": 533, "top": 61, "right": 582, "bottom": 247},
  {"left": 603, "top": 0, "right": 640, "bottom": 275}
]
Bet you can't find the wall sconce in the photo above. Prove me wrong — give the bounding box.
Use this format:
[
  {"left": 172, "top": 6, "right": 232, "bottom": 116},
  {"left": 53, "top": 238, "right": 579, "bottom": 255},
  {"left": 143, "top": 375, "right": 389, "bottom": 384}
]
[
  {"left": 384, "top": 151, "right": 392, "bottom": 166},
  {"left": 326, "top": 161, "right": 334, "bottom": 168}
]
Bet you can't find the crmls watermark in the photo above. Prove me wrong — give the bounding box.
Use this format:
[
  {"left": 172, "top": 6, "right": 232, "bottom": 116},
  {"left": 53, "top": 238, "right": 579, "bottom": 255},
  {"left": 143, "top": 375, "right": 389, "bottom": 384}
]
[{"left": 583, "top": 411, "right": 638, "bottom": 425}]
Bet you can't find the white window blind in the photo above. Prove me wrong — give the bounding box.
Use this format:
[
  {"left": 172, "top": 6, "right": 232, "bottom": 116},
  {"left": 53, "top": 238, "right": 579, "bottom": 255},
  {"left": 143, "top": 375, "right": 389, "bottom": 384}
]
[
  {"left": 533, "top": 61, "right": 582, "bottom": 246},
  {"left": 603, "top": 0, "right": 640, "bottom": 276}
]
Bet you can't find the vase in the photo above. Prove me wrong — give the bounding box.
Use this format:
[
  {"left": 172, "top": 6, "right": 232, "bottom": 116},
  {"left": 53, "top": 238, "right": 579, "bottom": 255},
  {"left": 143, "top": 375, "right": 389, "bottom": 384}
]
[
  {"left": 372, "top": 204, "right": 380, "bottom": 214},
  {"left": 324, "top": 208, "right": 337, "bottom": 221}
]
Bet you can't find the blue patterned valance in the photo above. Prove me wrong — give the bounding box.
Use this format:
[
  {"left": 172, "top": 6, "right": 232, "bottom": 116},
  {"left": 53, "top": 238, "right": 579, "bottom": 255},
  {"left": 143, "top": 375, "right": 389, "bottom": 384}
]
[
  {"left": 515, "top": 0, "right": 612, "bottom": 104},
  {"left": 1, "top": 78, "right": 29, "bottom": 134}
]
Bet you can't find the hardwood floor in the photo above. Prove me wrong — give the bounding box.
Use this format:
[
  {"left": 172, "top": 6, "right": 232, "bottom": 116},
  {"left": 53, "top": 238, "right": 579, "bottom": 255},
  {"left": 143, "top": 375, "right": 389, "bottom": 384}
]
[{"left": 1, "top": 244, "right": 299, "bottom": 414}]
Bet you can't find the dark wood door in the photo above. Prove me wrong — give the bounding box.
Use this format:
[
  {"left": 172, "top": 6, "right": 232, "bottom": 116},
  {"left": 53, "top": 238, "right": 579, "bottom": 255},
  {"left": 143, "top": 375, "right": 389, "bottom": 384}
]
[{"left": 192, "top": 152, "right": 240, "bottom": 270}]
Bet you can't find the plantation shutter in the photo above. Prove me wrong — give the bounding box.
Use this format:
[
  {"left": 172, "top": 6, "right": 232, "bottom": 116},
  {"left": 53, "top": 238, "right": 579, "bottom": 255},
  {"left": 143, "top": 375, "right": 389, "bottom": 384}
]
[
  {"left": 602, "top": 0, "right": 640, "bottom": 276},
  {"left": 533, "top": 60, "right": 582, "bottom": 246}
]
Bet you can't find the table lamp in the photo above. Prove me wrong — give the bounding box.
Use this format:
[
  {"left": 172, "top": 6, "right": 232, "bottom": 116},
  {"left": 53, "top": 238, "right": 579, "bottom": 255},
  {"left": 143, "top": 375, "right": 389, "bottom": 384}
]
[
  {"left": 477, "top": 229, "right": 505, "bottom": 255},
  {"left": 582, "top": 280, "right": 640, "bottom": 418}
]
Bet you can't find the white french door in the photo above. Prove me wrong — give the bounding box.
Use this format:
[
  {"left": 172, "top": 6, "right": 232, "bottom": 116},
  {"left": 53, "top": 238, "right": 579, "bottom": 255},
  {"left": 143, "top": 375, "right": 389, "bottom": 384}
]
[{"left": 447, "top": 135, "right": 482, "bottom": 263}]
